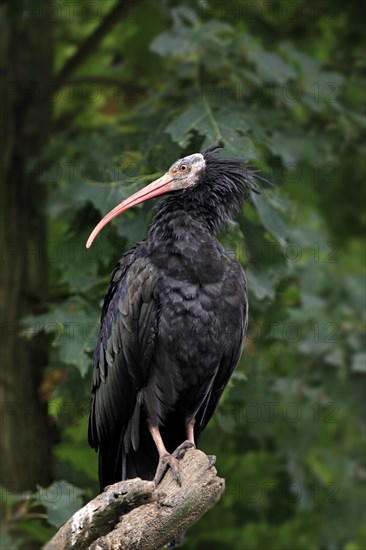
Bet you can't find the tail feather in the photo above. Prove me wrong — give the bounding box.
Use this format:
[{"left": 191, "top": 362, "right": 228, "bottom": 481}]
[{"left": 98, "top": 412, "right": 189, "bottom": 490}]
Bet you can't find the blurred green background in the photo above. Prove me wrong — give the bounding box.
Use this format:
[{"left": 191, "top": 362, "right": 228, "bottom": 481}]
[{"left": 0, "top": 1, "right": 365, "bottom": 548}]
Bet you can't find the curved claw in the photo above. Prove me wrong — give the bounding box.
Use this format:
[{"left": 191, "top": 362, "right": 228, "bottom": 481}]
[
  {"left": 153, "top": 441, "right": 196, "bottom": 486},
  {"left": 154, "top": 454, "right": 182, "bottom": 486},
  {"left": 174, "top": 440, "right": 195, "bottom": 460},
  {"left": 207, "top": 454, "right": 216, "bottom": 469}
]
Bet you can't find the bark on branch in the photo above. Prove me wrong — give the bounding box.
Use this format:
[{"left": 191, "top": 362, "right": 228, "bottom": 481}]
[{"left": 44, "top": 450, "right": 225, "bottom": 550}]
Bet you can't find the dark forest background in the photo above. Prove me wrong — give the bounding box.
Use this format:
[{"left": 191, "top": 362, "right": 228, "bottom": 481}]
[{"left": 0, "top": 1, "right": 365, "bottom": 548}]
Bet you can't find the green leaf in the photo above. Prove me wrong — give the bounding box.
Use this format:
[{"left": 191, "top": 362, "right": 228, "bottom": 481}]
[
  {"left": 54, "top": 416, "right": 98, "bottom": 481},
  {"left": 22, "top": 299, "right": 99, "bottom": 377},
  {"left": 38, "top": 481, "right": 83, "bottom": 528},
  {"left": 151, "top": 9, "right": 232, "bottom": 59},
  {"left": 165, "top": 104, "right": 208, "bottom": 147},
  {"left": 252, "top": 193, "right": 290, "bottom": 246},
  {"left": 351, "top": 353, "right": 366, "bottom": 373},
  {"left": 0, "top": 531, "right": 21, "bottom": 550},
  {"left": 247, "top": 47, "right": 297, "bottom": 84},
  {"left": 165, "top": 103, "right": 257, "bottom": 158}
]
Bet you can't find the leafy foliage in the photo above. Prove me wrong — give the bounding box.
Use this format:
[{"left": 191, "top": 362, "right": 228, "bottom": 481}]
[{"left": 3, "top": 0, "right": 365, "bottom": 548}]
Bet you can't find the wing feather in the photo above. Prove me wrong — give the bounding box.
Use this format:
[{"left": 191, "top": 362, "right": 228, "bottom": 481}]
[
  {"left": 195, "top": 261, "right": 248, "bottom": 437},
  {"left": 88, "top": 249, "right": 158, "bottom": 463}
]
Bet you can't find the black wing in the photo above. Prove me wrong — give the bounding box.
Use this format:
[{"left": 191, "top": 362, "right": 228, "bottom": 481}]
[
  {"left": 88, "top": 248, "right": 159, "bottom": 488},
  {"left": 195, "top": 261, "right": 248, "bottom": 439}
]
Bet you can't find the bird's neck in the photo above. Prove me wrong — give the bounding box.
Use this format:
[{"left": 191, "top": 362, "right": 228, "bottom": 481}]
[
  {"left": 147, "top": 203, "right": 212, "bottom": 248},
  {"left": 146, "top": 197, "right": 227, "bottom": 281},
  {"left": 148, "top": 192, "right": 229, "bottom": 240}
]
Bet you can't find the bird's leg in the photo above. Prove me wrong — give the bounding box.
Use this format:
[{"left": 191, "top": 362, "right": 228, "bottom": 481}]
[
  {"left": 186, "top": 417, "right": 196, "bottom": 446},
  {"left": 149, "top": 424, "right": 183, "bottom": 486},
  {"left": 174, "top": 417, "right": 196, "bottom": 460}
]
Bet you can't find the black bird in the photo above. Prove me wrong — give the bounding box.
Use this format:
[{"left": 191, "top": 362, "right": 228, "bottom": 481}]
[{"left": 87, "top": 145, "right": 260, "bottom": 490}]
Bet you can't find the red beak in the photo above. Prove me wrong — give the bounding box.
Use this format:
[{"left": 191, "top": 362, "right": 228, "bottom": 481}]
[{"left": 86, "top": 174, "right": 174, "bottom": 248}]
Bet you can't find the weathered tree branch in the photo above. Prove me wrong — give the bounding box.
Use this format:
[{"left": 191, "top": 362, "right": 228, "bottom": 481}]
[
  {"left": 44, "top": 479, "right": 156, "bottom": 550},
  {"left": 52, "top": 0, "right": 135, "bottom": 93},
  {"left": 44, "top": 450, "right": 224, "bottom": 550}
]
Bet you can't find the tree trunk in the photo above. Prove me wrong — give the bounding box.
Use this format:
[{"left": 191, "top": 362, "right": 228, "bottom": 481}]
[{"left": 0, "top": 1, "right": 54, "bottom": 492}]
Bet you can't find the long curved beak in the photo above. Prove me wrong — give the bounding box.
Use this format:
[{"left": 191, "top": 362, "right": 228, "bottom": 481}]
[{"left": 86, "top": 173, "right": 174, "bottom": 248}]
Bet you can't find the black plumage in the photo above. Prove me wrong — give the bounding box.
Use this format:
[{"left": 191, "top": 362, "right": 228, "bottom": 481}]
[{"left": 87, "top": 145, "right": 260, "bottom": 489}]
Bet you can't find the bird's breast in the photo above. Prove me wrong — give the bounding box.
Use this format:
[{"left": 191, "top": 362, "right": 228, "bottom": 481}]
[
  {"left": 142, "top": 238, "right": 247, "bottom": 420},
  {"left": 149, "top": 235, "right": 226, "bottom": 283},
  {"left": 151, "top": 270, "right": 245, "bottom": 414},
  {"left": 157, "top": 254, "right": 245, "bottom": 360}
]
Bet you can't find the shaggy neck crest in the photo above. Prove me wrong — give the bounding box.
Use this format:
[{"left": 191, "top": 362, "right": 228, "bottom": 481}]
[{"left": 150, "top": 145, "right": 261, "bottom": 235}]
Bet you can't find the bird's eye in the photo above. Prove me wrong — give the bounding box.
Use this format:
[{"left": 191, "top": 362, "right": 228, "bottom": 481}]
[{"left": 180, "top": 164, "right": 188, "bottom": 172}]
